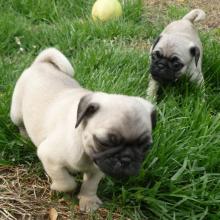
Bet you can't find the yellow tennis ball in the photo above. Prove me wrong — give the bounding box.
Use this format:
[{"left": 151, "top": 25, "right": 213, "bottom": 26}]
[{"left": 92, "top": 0, "right": 122, "bottom": 22}]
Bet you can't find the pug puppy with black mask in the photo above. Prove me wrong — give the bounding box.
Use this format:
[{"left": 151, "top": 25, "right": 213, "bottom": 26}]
[
  {"left": 10, "top": 48, "right": 156, "bottom": 212},
  {"left": 147, "top": 9, "right": 206, "bottom": 100}
]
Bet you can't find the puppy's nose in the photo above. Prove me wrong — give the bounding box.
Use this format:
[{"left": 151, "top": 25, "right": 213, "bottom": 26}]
[
  {"left": 121, "top": 157, "right": 131, "bottom": 166},
  {"left": 158, "top": 63, "right": 164, "bottom": 68}
]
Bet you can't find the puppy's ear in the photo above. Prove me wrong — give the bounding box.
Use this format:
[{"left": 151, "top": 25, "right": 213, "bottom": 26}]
[
  {"left": 75, "top": 94, "right": 99, "bottom": 128},
  {"left": 152, "top": 36, "right": 161, "bottom": 51},
  {"left": 133, "top": 97, "right": 157, "bottom": 130},
  {"left": 190, "top": 46, "right": 200, "bottom": 66},
  {"left": 151, "top": 109, "right": 157, "bottom": 129}
]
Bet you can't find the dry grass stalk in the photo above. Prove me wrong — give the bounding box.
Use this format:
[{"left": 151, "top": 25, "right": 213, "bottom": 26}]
[{"left": 0, "top": 165, "right": 128, "bottom": 220}]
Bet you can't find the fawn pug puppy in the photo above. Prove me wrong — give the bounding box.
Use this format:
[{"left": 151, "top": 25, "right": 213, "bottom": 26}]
[
  {"left": 147, "top": 9, "right": 206, "bottom": 100},
  {"left": 10, "top": 48, "right": 156, "bottom": 212}
]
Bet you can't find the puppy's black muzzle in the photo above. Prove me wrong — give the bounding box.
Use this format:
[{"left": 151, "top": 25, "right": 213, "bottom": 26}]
[
  {"left": 150, "top": 63, "right": 177, "bottom": 84},
  {"left": 92, "top": 144, "right": 151, "bottom": 179},
  {"left": 150, "top": 54, "right": 184, "bottom": 84}
]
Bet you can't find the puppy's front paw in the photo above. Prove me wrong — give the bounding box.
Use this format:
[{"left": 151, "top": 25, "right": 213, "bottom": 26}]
[
  {"left": 51, "top": 179, "right": 77, "bottom": 192},
  {"left": 78, "top": 195, "right": 102, "bottom": 212}
]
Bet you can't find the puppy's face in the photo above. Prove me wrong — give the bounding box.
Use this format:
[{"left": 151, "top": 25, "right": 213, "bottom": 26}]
[
  {"left": 75, "top": 93, "right": 156, "bottom": 178},
  {"left": 150, "top": 35, "right": 200, "bottom": 84}
]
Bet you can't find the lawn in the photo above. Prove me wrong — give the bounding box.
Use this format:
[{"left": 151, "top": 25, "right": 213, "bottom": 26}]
[{"left": 0, "top": 0, "right": 220, "bottom": 219}]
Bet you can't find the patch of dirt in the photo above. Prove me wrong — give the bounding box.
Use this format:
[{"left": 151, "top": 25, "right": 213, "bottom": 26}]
[
  {"left": 143, "top": 0, "right": 220, "bottom": 29},
  {"left": 0, "top": 165, "right": 128, "bottom": 220}
]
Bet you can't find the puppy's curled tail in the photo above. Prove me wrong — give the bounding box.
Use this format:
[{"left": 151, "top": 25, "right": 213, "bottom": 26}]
[
  {"left": 33, "top": 48, "right": 74, "bottom": 77},
  {"left": 182, "top": 9, "right": 206, "bottom": 23}
]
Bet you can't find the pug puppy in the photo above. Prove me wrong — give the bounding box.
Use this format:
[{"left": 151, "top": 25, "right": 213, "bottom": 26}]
[
  {"left": 147, "top": 9, "right": 206, "bottom": 100},
  {"left": 10, "top": 48, "right": 156, "bottom": 212}
]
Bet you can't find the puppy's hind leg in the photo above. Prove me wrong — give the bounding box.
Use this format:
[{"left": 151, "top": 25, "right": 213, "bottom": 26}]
[
  {"left": 10, "top": 80, "right": 28, "bottom": 138},
  {"left": 37, "top": 140, "right": 77, "bottom": 192}
]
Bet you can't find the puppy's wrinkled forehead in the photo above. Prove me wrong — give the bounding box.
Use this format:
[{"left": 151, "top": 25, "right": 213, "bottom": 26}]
[
  {"left": 154, "top": 35, "right": 190, "bottom": 58},
  {"left": 97, "top": 97, "right": 152, "bottom": 139},
  {"left": 76, "top": 93, "right": 155, "bottom": 138},
  {"left": 118, "top": 109, "right": 149, "bottom": 139}
]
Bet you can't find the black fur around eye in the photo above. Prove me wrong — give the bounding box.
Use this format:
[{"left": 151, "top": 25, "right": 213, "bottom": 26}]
[
  {"left": 93, "top": 134, "right": 122, "bottom": 148},
  {"left": 172, "top": 62, "right": 184, "bottom": 70},
  {"left": 170, "top": 56, "right": 184, "bottom": 70},
  {"left": 137, "top": 134, "right": 152, "bottom": 152},
  {"left": 138, "top": 136, "right": 149, "bottom": 145},
  {"left": 142, "top": 143, "right": 152, "bottom": 152},
  {"left": 108, "top": 134, "right": 122, "bottom": 146},
  {"left": 152, "top": 51, "right": 162, "bottom": 60},
  {"left": 170, "top": 56, "right": 179, "bottom": 62}
]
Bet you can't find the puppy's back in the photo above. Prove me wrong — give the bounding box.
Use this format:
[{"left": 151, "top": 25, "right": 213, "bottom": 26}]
[{"left": 10, "top": 48, "right": 80, "bottom": 146}]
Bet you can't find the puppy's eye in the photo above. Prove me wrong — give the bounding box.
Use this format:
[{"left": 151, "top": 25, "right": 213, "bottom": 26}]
[
  {"left": 171, "top": 56, "right": 179, "bottom": 62},
  {"left": 93, "top": 134, "right": 121, "bottom": 148},
  {"left": 170, "top": 57, "right": 184, "bottom": 70},
  {"left": 139, "top": 137, "right": 148, "bottom": 145},
  {"left": 138, "top": 134, "right": 150, "bottom": 145},
  {"left": 152, "top": 51, "right": 162, "bottom": 60},
  {"left": 108, "top": 134, "right": 121, "bottom": 146},
  {"left": 142, "top": 143, "right": 152, "bottom": 152},
  {"left": 172, "top": 62, "right": 184, "bottom": 70},
  {"left": 138, "top": 135, "right": 152, "bottom": 152}
]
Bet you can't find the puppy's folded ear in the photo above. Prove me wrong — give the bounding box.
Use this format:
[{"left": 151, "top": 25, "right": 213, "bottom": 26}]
[
  {"left": 133, "top": 97, "right": 157, "bottom": 130},
  {"left": 151, "top": 109, "right": 157, "bottom": 129},
  {"left": 75, "top": 94, "right": 99, "bottom": 128},
  {"left": 190, "top": 46, "right": 200, "bottom": 66},
  {"left": 151, "top": 36, "right": 161, "bottom": 51}
]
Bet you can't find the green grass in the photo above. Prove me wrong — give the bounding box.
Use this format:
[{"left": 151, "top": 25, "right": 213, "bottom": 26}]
[{"left": 0, "top": 0, "right": 220, "bottom": 219}]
